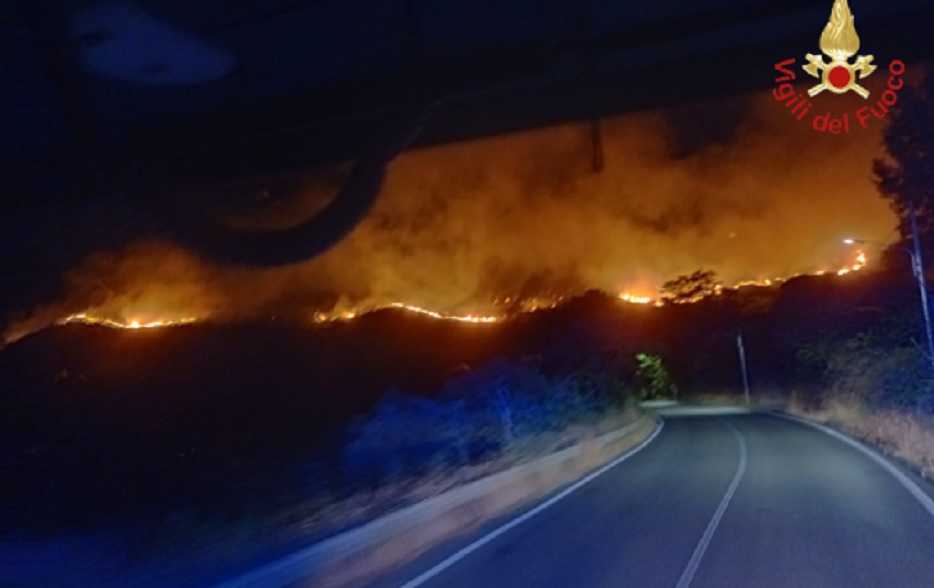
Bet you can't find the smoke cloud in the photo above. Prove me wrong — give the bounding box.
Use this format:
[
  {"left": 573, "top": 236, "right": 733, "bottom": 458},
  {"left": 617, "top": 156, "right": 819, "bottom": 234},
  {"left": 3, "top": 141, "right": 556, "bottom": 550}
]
[{"left": 4, "top": 81, "right": 899, "bottom": 340}]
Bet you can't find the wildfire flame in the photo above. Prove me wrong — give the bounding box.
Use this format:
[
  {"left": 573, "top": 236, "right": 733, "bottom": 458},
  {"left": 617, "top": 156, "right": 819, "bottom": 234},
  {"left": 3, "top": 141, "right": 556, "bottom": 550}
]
[
  {"left": 313, "top": 303, "right": 498, "bottom": 324},
  {"left": 618, "top": 293, "right": 664, "bottom": 307},
  {"left": 34, "top": 249, "right": 870, "bottom": 334},
  {"left": 57, "top": 313, "right": 198, "bottom": 330},
  {"left": 619, "top": 293, "right": 653, "bottom": 305},
  {"left": 820, "top": 0, "right": 861, "bottom": 60},
  {"left": 836, "top": 249, "right": 867, "bottom": 276}
]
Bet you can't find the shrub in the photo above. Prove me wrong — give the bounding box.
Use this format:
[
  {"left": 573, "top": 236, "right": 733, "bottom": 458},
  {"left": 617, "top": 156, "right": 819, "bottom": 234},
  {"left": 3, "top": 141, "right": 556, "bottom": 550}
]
[
  {"left": 341, "top": 392, "right": 459, "bottom": 488},
  {"left": 824, "top": 335, "right": 934, "bottom": 412},
  {"left": 339, "top": 356, "right": 637, "bottom": 489},
  {"left": 634, "top": 353, "right": 678, "bottom": 400}
]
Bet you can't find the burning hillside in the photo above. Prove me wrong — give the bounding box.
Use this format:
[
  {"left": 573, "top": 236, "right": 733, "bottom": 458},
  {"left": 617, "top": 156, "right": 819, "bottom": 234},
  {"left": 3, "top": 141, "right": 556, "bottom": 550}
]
[
  {"left": 2, "top": 86, "right": 896, "bottom": 344},
  {"left": 6, "top": 246, "right": 869, "bottom": 340}
]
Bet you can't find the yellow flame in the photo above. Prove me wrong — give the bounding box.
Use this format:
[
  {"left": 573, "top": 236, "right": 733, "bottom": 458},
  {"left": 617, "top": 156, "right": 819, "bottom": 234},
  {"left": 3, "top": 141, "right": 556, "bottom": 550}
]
[
  {"left": 58, "top": 313, "right": 198, "bottom": 330},
  {"left": 315, "top": 303, "right": 498, "bottom": 324},
  {"left": 837, "top": 248, "right": 868, "bottom": 275},
  {"left": 388, "top": 303, "right": 498, "bottom": 323},
  {"left": 46, "top": 251, "right": 870, "bottom": 331},
  {"left": 820, "top": 0, "right": 860, "bottom": 59},
  {"left": 619, "top": 293, "right": 653, "bottom": 305}
]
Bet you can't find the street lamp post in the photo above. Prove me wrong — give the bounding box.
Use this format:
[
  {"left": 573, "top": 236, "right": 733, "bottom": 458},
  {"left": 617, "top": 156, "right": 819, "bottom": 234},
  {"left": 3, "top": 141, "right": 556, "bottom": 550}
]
[
  {"left": 845, "top": 203, "right": 934, "bottom": 371},
  {"left": 736, "top": 330, "right": 751, "bottom": 406},
  {"left": 909, "top": 203, "right": 934, "bottom": 372}
]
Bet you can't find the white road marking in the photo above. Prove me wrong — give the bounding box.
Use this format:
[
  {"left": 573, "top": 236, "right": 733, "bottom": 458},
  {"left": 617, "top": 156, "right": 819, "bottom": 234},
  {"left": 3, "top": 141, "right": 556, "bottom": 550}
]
[
  {"left": 674, "top": 420, "right": 747, "bottom": 588},
  {"left": 397, "top": 419, "right": 666, "bottom": 588},
  {"left": 772, "top": 412, "right": 934, "bottom": 519}
]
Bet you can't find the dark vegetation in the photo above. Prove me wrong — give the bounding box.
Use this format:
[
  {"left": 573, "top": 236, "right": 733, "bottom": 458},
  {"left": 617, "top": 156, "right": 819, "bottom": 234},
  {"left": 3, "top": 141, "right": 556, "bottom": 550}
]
[
  {"left": 338, "top": 354, "right": 635, "bottom": 494},
  {"left": 825, "top": 64, "right": 934, "bottom": 414},
  {"left": 1, "top": 301, "right": 658, "bottom": 542},
  {"left": 3, "top": 259, "right": 933, "bottom": 546},
  {"left": 776, "top": 64, "right": 934, "bottom": 419}
]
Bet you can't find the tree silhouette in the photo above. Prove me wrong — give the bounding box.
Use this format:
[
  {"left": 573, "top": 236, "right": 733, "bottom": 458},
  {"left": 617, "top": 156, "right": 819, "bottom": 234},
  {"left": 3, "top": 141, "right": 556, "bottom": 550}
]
[
  {"left": 660, "top": 270, "right": 721, "bottom": 303},
  {"left": 874, "top": 69, "right": 934, "bottom": 243}
]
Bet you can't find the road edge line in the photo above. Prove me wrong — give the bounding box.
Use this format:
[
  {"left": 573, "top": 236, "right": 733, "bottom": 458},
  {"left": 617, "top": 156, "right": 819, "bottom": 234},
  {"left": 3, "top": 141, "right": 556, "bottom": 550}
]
[
  {"left": 213, "top": 415, "right": 658, "bottom": 588},
  {"left": 770, "top": 411, "right": 934, "bottom": 519},
  {"left": 397, "top": 418, "right": 665, "bottom": 588}
]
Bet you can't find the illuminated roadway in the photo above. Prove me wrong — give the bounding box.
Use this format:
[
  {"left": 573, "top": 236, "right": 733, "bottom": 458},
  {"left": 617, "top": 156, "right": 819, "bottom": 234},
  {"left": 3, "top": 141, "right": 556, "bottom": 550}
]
[{"left": 368, "top": 406, "right": 934, "bottom": 588}]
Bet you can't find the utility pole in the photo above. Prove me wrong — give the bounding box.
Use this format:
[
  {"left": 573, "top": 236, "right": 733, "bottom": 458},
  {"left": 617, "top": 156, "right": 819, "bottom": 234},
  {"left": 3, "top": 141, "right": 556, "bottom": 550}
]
[
  {"left": 909, "top": 202, "right": 934, "bottom": 371},
  {"left": 736, "top": 330, "right": 751, "bottom": 407}
]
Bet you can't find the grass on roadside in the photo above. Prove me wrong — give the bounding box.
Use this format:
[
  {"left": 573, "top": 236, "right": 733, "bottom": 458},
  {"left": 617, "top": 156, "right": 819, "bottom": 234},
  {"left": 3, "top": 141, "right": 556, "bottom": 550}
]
[{"left": 787, "top": 393, "right": 934, "bottom": 479}]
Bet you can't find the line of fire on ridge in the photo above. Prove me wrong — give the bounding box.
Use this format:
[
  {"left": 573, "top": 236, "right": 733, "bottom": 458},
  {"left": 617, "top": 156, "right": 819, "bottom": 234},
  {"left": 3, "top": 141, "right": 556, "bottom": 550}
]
[{"left": 54, "top": 251, "right": 868, "bottom": 331}]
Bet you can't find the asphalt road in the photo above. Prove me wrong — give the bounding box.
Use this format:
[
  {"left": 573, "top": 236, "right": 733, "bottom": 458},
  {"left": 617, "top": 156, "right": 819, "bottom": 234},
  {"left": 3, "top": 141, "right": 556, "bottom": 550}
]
[{"left": 368, "top": 407, "right": 934, "bottom": 588}]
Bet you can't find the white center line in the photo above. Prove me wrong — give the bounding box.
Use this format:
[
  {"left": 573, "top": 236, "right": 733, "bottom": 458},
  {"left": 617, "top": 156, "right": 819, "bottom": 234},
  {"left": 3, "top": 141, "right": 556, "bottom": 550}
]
[{"left": 675, "top": 420, "right": 747, "bottom": 588}]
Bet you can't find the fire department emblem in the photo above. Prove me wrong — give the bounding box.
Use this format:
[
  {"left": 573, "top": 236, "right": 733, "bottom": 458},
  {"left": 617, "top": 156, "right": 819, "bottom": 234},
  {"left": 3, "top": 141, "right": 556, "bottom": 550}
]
[{"left": 802, "top": 0, "right": 876, "bottom": 98}]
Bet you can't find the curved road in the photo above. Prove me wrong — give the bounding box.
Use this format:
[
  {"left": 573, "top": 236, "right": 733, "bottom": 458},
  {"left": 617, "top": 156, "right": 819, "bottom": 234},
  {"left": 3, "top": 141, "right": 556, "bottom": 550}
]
[{"left": 368, "top": 407, "right": 934, "bottom": 588}]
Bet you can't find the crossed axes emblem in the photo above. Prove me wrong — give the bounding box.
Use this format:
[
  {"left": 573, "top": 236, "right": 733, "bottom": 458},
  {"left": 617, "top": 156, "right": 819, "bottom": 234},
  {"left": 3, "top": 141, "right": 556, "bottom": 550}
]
[{"left": 803, "top": 53, "right": 876, "bottom": 98}]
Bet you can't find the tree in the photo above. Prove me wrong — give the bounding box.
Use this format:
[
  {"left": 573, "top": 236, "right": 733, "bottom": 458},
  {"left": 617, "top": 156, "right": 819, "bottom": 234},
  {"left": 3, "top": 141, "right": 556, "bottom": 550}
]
[
  {"left": 874, "top": 69, "right": 934, "bottom": 242},
  {"left": 660, "top": 270, "right": 721, "bottom": 304},
  {"left": 634, "top": 354, "right": 678, "bottom": 400}
]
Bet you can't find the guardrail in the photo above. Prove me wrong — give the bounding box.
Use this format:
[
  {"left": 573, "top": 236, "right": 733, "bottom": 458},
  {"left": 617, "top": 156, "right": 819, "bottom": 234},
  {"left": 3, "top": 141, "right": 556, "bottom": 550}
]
[{"left": 215, "top": 414, "right": 657, "bottom": 588}]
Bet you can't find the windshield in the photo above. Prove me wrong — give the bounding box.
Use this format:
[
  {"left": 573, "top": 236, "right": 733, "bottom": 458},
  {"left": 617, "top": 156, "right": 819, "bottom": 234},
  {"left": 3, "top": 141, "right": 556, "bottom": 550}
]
[{"left": 3, "top": 1, "right": 934, "bottom": 587}]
